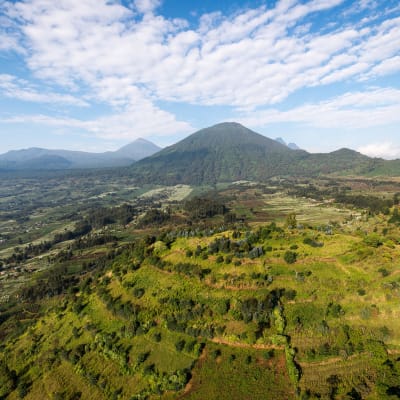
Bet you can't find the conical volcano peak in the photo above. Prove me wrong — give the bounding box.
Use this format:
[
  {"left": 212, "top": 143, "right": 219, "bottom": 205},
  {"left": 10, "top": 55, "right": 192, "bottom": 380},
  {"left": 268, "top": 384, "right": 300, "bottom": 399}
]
[{"left": 168, "top": 121, "right": 291, "bottom": 153}]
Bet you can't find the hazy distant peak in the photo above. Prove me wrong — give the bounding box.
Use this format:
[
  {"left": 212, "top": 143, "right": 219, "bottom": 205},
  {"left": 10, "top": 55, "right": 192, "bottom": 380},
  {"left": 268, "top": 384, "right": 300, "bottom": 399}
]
[
  {"left": 275, "top": 137, "right": 286, "bottom": 146},
  {"left": 134, "top": 137, "right": 155, "bottom": 144},
  {"left": 115, "top": 138, "right": 161, "bottom": 159},
  {"left": 275, "top": 137, "right": 301, "bottom": 150},
  {"left": 0, "top": 137, "right": 161, "bottom": 170}
]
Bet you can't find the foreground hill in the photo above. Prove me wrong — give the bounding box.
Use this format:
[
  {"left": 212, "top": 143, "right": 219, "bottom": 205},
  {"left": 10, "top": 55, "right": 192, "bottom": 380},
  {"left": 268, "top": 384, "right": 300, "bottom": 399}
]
[
  {"left": 131, "top": 122, "right": 389, "bottom": 184},
  {"left": 2, "top": 178, "right": 400, "bottom": 399},
  {"left": 0, "top": 138, "right": 161, "bottom": 170}
]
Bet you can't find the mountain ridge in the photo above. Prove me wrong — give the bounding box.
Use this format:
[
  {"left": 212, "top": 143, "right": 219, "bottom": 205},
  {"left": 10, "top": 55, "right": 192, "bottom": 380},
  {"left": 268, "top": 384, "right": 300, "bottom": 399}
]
[
  {"left": 131, "top": 122, "right": 395, "bottom": 184},
  {"left": 1, "top": 122, "right": 398, "bottom": 178},
  {"left": 0, "top": 138, "right": 161, "bottom": 170}
]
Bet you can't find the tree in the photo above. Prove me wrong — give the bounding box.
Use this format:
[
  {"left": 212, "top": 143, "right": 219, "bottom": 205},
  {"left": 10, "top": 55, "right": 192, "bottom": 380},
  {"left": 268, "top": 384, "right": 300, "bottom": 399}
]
[
  {"left": 284, "top": 250, "right": 297, "bottom": 264},
  {"left": 0, "top": 361, "right": 16, "bottom": 398},
  {"left": 286, "top": 213, "right": 297, "bottom": 229}
]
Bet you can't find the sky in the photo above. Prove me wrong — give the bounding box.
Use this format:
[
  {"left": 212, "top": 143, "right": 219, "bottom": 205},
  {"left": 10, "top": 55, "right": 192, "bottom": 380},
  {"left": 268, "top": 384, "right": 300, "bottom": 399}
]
[{"left": 0, "top": 0, "right": 399, "bottom": 158}]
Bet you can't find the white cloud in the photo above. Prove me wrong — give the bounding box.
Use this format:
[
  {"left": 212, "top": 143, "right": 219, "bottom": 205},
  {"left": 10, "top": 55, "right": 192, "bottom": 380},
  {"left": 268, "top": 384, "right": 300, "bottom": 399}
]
[
  {"left": 363, "top": 55, "right": 400, "bottom": 78},
  {"left": 0, "top": 12, "right": 23, "bottom": 52},
  {"left": 240, "top": 88, "right": 400, "bottom": 130},
  {"left": 1, "top": 0, "right": 400, "bottom": 140},
  {"left": 358, "top": 142, "right": 400, "bottom": 160},
  {"left": 0, "top": 32, "right": 19, "bottom": 51},
  {"left": 0, "top": 74, "right": 89, "bottom": 106},
  {"left": 134, "top": 0, "right": 161, "bottom": 14},
  {"left": 0, "top": 99, "right": 193, "bottom": 140},
  {"left": 6, "top": 0, "right": 394, "bottom": 109}
]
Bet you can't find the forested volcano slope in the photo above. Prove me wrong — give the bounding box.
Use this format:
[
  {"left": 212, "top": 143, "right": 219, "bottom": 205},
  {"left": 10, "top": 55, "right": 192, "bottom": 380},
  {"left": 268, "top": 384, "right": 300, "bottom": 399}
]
[{"left": 131, "top": 123, "right": 391, "bottom": 184}]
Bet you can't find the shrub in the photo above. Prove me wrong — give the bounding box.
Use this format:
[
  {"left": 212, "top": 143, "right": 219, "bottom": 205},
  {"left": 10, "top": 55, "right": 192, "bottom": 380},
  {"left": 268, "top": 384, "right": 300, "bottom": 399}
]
[
  {"left": 378, "top": 268, "right": 390, "bottom": 277},
  {"left": 263, "top": 350, "right": 274, "bottom": 360},
  {"left": 285, "top": 346, "right": 300, "bottom": 383},
  {"left": 284, "top": 251, "right": 297, "bottom": 264},
  {"left": 0, "top": 361, "right": 16, "bottom": 398},
  {"left": 185, "top": 249, "right": 193, "bottom": 258},
  {"left": 303, "top": 237, "right": 323, "bottom": 247},
  {"left": 212, "top": 349, "right": 221, "bottom": 359},
  {"left": 194, "top": 246, "right": 202, "bottom": 257},
  {"left": 284, "top": 289, "right": 297, "bottom": 301},
  {"left": 153, "top": 332, "right": 161, "bottom": 342},
  {"left": 143, "top": 364, "right": 155, "bottom": 375},
  {"left": 327, "top": 303, "right": 344, "bottom": 318},
  {"left": 363, "top": 234, "right": 383, "bottom": 248},
  {"left": 184, "top": 340, "right": 197, "bottom": 353},
  {"left": 175, "top": 340, "right": 186, "bottom": 352},
  {"left": 133, "top": 287, "right": 145, "bottom": 298}
]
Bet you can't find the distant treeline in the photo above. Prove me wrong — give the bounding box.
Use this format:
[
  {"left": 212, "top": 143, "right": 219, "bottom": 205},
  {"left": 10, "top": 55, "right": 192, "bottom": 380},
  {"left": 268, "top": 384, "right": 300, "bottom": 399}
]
[
  {"left": 184, "top": 197, "right": 228, "bottom": 219},
  {"left": 289, "top": 183, "right": 400, "bottom": 214},
  {"left": 86, "top": 204, "right": 136, "bottom": 228},
  {"left": 334, "top": 194, "right": 394, "bottom": 214},
  {"left": 137, "top": 196, "right": 230, "bottom": 228}
]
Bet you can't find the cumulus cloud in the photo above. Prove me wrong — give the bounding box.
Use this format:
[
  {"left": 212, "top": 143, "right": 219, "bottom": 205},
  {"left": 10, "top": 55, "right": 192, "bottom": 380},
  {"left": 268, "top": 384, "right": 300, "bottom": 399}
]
[
  {"left": 134, "top": 0, "right": 161, "bottom": 14},
  {"left": 0, "top": 0, "right": 400, "bottom": 139},
  {"left": 6, "top": 0, "right": 400, "bottom": 107},
  {"left": 358, "top": 142, "right": 400, "bottom": 160}
]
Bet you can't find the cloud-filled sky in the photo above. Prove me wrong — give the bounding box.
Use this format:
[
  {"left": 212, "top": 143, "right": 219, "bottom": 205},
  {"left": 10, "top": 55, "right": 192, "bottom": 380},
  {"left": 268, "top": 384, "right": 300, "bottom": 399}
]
[{"left": 0, "top": 0, "right": 399, "bottom": 158}]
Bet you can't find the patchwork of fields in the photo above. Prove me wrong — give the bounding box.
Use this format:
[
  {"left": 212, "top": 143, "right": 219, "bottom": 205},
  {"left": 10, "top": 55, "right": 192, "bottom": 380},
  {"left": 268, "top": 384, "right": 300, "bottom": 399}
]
[{"left": 1, "top": 176, "right": 400, "bottom": 399}]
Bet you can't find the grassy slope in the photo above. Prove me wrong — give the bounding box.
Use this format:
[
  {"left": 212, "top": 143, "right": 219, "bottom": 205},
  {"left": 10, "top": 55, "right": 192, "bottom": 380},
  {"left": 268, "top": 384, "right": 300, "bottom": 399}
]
[{"left": 2, "top": 187, "right": 400, "bottom": 399}]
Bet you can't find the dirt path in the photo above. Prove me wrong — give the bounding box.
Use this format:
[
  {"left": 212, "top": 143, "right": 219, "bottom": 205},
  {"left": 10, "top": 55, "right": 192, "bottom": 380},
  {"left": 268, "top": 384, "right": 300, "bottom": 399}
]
[
  {"left": 210, "top": 337, "right": 284, "bottom": 350},
  {"left": 299, "top": 353, "right": 359, "bottom": 368},
  {"left": 178, "top": 347, "right": 208, "bottom": 399}
]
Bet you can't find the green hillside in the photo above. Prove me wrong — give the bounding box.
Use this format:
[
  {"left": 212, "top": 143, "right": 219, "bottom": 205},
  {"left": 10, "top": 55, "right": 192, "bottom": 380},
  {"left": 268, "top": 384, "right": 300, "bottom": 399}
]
[
  {"left": 131, "top": 122, "right": 307, "bottom": 184},
  {"left": 131, "top": 123, "right": 400, "bottom": 184},
  {"left": 2, "top": 176, "right": 400, "bottom": 399}
]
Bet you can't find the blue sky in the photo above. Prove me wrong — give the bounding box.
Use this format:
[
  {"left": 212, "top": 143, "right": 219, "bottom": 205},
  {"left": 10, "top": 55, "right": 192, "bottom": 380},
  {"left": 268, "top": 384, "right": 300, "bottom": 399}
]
[{"left": 0, "top": 0, "right": 399, "bottom": 158}]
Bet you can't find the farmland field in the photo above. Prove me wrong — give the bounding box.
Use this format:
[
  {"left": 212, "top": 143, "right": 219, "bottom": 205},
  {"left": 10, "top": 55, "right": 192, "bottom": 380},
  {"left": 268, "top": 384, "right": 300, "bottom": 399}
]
[{"left": 1, "top": 173, "right": 400, "bottom": 399}]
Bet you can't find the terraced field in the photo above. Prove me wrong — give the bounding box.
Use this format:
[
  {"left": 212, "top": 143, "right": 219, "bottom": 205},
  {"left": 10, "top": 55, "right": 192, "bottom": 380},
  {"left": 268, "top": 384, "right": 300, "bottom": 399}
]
[{"left": 2, "top": 178, "right": 400, "bottom": 399}]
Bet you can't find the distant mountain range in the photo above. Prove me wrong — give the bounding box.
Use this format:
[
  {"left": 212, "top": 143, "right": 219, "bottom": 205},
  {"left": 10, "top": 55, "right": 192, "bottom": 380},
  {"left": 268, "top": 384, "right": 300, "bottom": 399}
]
[
  {"left": 2, "top": 123, "right": 400, "bottom": 180},
  {"left": 0, "top": 138, "right": 161, "bottom": 170},
  {"left": 131, "top": 122, "right": 400, "bottom": 184}
]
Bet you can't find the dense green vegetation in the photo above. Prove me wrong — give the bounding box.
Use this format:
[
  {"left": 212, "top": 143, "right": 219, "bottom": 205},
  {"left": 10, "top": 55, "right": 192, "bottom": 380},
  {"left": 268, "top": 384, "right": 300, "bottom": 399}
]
[
  {"left": 131, "top": 123, "right": 400, "bottom": 185},
  {"left": 2, "top": 169, "right": 400, "bottom": 399}
]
